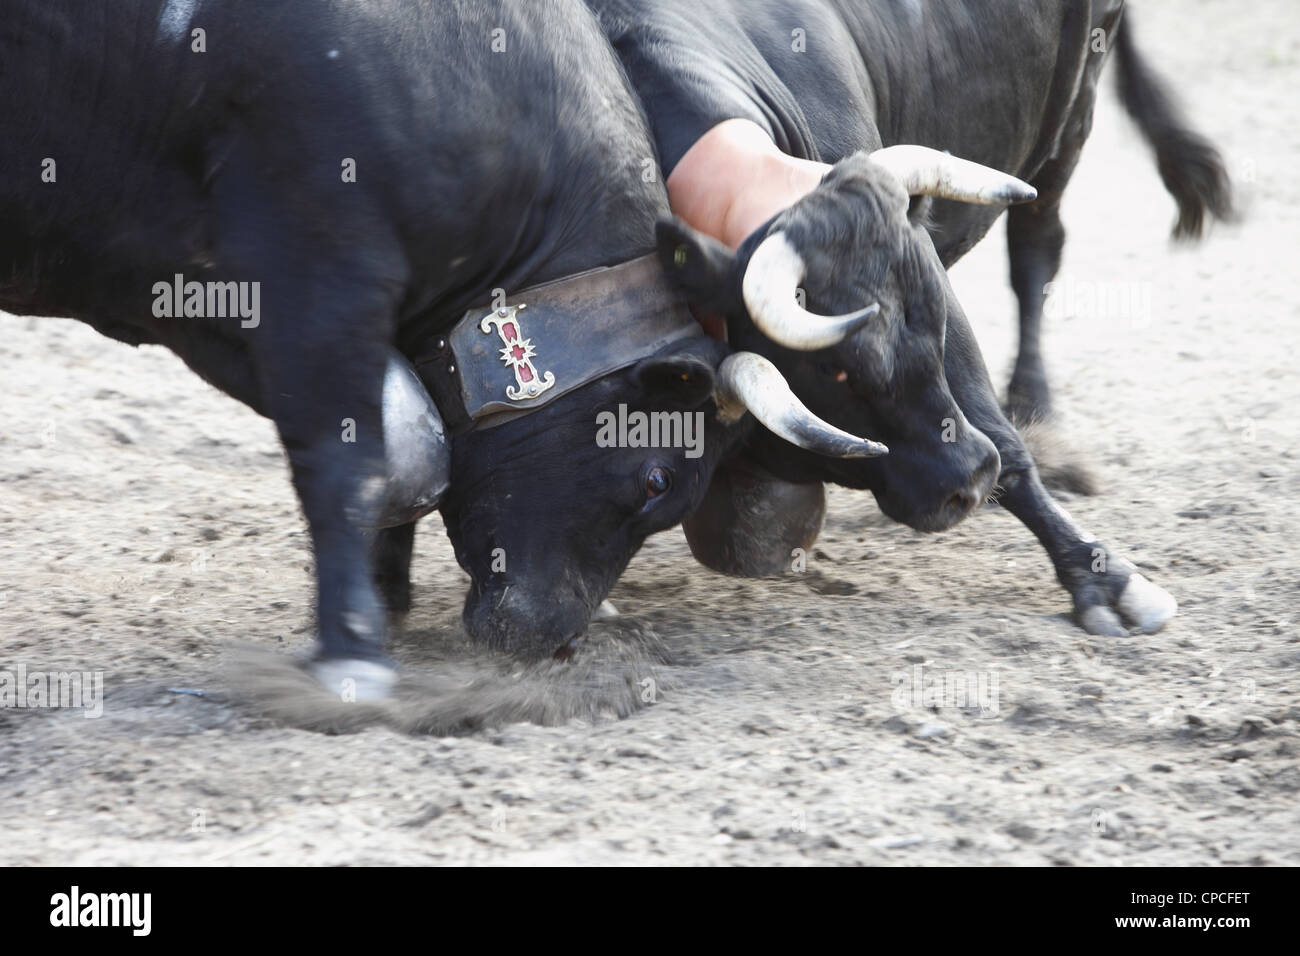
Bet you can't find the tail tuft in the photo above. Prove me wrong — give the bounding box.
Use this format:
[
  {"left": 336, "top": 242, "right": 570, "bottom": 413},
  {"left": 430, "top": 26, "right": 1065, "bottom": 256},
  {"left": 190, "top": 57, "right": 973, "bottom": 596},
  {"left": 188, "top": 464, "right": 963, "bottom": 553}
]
[
  {"left": 1154, "top": 128, "right": 1235, "bottom": 241},
  {"left": 1113, "top": 9, "right": 1234, "bottom": 240}
]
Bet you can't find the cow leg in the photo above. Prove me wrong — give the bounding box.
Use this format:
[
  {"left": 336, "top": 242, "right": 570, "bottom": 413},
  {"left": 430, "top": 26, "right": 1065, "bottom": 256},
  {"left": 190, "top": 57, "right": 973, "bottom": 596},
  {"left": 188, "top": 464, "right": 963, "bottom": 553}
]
[
  {"left": 941, "top": 275, "right": 1175, "bottom": 634},
  {"left": 249, "top": 286, "right": 399, "bottom": 700},
  {"left": 1005, "top": 28, "right": 1110, "bottom": 425},
  {"left": 1005, "top": 200, "right": 1064, "bottom": 424},
  {"left": 995, "top": 465, "right": 1174, "bottom": 635},
  {"left": 275, "top": 378, "right": 396, "bottom": 697},
  {"left": 371, "top": 522, "right": 416, "bottom": 617}
]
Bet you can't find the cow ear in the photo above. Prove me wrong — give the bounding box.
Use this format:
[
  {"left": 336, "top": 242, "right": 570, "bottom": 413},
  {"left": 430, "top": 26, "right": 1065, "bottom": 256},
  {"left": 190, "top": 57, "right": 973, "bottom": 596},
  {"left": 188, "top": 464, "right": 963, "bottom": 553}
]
[
  {"left": 656, "top": 217, "right": 738, "bottom": 313},
  {"left": 634, "top": 352, "right": 717, "bottom": 409}
]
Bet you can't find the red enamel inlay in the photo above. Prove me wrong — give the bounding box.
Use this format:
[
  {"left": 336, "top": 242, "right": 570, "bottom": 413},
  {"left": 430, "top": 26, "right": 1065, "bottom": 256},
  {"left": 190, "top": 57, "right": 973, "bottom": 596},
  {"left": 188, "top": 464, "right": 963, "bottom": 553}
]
[
  {"left": 501, "top": 322, "right": 517, "bottom": 342},
  {"left": 518, "top": 364, "right": 534, "bottom": 383}
]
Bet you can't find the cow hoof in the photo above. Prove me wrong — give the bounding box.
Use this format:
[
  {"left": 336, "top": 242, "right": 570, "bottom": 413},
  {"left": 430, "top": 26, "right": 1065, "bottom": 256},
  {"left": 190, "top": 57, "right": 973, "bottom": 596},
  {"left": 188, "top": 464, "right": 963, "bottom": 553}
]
[
  {"left": 310, "top": 658, "right": 398, "bottom": 701},
  {"left": 594, "top": 600, "right": 620, "bottom": 620},
  {"left": 1117, "top": 573, "right": 1178, "bottom": 634},
  {"left": 1078, "top": 574, "right": 1177, "bottom": 636},
  {"left": 1079, "top": 604, "right": 1127, "bottom": 637}
]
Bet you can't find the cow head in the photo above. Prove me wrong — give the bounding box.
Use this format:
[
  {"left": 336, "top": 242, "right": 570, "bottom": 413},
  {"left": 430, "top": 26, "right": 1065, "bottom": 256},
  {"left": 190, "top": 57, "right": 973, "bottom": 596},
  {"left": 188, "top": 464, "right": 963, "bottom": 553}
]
[
  {"left": 658, "top": 146, "right": 1036, "bottom": 533},
  {"left": 437, "top": 335, "right": 879, "bottom": 659}
]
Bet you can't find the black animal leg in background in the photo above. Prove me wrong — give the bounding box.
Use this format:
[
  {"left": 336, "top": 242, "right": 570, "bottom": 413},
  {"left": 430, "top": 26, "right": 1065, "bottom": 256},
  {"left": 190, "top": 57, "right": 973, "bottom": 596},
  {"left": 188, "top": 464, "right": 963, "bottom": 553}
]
[
  {"left": 370, "top": 522, "right": 416, "bottom": 617},
  {"left": 1005, "top": 199, "right": 1065, "bottom": 424},
  {"left": 1004, "top": 21, "right": 1107, "bottom": 425}
]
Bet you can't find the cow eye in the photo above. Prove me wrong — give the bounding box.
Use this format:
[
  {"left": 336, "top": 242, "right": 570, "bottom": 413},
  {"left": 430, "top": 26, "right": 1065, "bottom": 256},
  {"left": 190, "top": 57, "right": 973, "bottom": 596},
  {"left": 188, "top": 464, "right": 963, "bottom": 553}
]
[{"left": 644, "top": 466, "right": 672, "bottom": 499}]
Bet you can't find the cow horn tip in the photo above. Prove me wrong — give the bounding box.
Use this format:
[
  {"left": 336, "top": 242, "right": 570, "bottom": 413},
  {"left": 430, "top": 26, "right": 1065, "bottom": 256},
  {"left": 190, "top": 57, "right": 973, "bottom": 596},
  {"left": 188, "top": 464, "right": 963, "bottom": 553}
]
[
  {"left": 844, "top": 300, "right": 882, "bottom": 329},
  {"left": 1005, "top": 182, "right": 1038, "bottom": 204},
  {"left": 849, "top": 439, "right": 890, "bottom": 459}
]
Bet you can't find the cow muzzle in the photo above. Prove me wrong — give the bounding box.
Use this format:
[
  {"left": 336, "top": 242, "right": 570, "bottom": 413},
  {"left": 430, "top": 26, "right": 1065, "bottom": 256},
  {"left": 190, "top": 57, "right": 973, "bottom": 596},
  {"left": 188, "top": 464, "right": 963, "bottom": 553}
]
[{"left": 881, "top": 427, "right": 1000, "bottom": 533}]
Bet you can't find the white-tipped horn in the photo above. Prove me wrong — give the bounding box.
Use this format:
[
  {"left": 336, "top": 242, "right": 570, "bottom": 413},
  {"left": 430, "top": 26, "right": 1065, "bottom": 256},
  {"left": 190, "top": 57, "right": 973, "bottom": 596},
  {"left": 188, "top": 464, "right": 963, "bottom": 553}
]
[
  {"left": 715, "top": 351, "right": 888, "bottom": 459},
  {"left": 869, "top": 144, "right": 1037, "bottom": 205},
  {"left": 741, "top": 233, "right": 881, "bottom": 351}
]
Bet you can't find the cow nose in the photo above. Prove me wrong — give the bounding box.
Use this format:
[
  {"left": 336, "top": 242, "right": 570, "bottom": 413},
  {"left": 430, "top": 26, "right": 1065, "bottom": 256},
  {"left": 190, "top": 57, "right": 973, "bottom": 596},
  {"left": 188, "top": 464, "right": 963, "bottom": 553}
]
[
  {"left": 934, "top": 439, "right": 1000, "bottom": 529},
  {"left": 942, "top": 488, "right": 979, "bottom": 516},
  {"left": 467, "top": 579, "right": 592, "bottom": 660}
]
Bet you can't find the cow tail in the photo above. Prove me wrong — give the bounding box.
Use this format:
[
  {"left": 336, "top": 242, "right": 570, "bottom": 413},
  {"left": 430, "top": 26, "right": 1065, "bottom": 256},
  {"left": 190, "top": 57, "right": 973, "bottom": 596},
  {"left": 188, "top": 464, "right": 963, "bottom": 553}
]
[{"left": 1112, "top": 9, "right": 1234, "bottom": 239}]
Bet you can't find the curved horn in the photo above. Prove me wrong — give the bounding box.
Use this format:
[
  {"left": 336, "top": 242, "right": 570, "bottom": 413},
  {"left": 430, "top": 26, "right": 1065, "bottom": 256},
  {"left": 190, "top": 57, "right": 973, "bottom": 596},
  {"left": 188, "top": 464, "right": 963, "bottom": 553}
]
[
  {"left": 716, "top": 351, "right": 888, "bottom": 459},
  {"left": 741, "top": 233, "right": 881, "bottom": 351},
  {"left": 869, "top": 144, "right": 1037, "bottom": 205}
]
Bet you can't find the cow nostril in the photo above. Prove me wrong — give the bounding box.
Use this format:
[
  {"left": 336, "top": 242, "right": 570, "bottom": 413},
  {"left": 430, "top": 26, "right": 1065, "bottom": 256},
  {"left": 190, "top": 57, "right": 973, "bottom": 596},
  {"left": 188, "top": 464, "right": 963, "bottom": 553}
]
[
  {"left": 944, "top": 491, "right": 974, "bottom": 515},
  {"left": 553, "top": 634, "right": 582, "bottom": 662}
]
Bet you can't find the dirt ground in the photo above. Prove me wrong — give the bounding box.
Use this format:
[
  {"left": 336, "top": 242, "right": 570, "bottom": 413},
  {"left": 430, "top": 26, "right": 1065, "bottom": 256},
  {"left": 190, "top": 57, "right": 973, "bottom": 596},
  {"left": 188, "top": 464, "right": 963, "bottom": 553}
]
[{"left": 2, "top": 0, "right": 1297, "bottom": 865}]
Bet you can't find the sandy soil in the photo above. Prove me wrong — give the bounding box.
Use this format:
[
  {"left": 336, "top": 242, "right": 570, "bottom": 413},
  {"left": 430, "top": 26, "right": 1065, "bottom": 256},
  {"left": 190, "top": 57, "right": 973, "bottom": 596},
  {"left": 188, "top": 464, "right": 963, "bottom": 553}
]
[{"left": 2, "top": 0, "right": 1297, "bottom": 865}]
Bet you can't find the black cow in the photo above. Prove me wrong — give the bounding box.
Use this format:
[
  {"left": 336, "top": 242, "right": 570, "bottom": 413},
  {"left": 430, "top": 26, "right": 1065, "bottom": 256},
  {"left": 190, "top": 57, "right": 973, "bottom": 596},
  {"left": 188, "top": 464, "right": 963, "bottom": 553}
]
[
  {"left": 0, "top": 0, "right": 873, "bottom": 693},
  {"left": 598, "top": 0, "right": 1231, "bottom": 423},
  {"left": 588, "top": 0, "right": 1218, "bottom": 635}
]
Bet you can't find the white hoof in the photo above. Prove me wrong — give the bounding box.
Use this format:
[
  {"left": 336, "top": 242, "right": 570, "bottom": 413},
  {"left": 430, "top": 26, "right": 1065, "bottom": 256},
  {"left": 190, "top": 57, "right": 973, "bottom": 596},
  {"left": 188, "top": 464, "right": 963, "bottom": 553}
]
[
  {"left": 1117, "top": 574, "right": 1178, "bottom": 633},
  {"left": 594, "top": 599, "right": 620, "bottom": 620},
  {"left": 1080, "top": 604, "right": 1125, "bottom": 637},
  {"left": 310, "top": 659, "right": 397, "bottom": 702}
]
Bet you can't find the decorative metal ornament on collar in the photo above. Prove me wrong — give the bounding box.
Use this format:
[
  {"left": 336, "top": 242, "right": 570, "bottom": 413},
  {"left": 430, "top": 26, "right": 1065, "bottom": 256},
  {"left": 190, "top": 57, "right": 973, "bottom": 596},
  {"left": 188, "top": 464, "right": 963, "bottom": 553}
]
[
  {"left": 426, "top": 255, "right": 700, "bottom": 431},
  {"left": 479, "top": 304, "right": 556, "bottom": 402}
]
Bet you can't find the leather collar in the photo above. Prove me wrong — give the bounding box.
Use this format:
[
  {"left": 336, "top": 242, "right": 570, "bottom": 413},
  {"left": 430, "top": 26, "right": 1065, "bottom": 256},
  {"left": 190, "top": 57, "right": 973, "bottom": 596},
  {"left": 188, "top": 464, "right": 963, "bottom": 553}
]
[{"left": 417, "top": 255, "right": 699, "bottom": 433}]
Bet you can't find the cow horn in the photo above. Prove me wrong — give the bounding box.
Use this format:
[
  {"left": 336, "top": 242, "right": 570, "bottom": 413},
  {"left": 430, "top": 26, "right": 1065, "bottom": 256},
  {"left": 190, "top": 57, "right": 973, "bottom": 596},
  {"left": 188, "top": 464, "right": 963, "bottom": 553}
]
[
  {"left": 741, "top": 233, "right": 881, "bottom": 351},
  {"left": 869, "top": 144, "right": 1037, "bottom": 205},
  {"left": 715, "top": 351, "right": 888, "bottom": 458}
]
